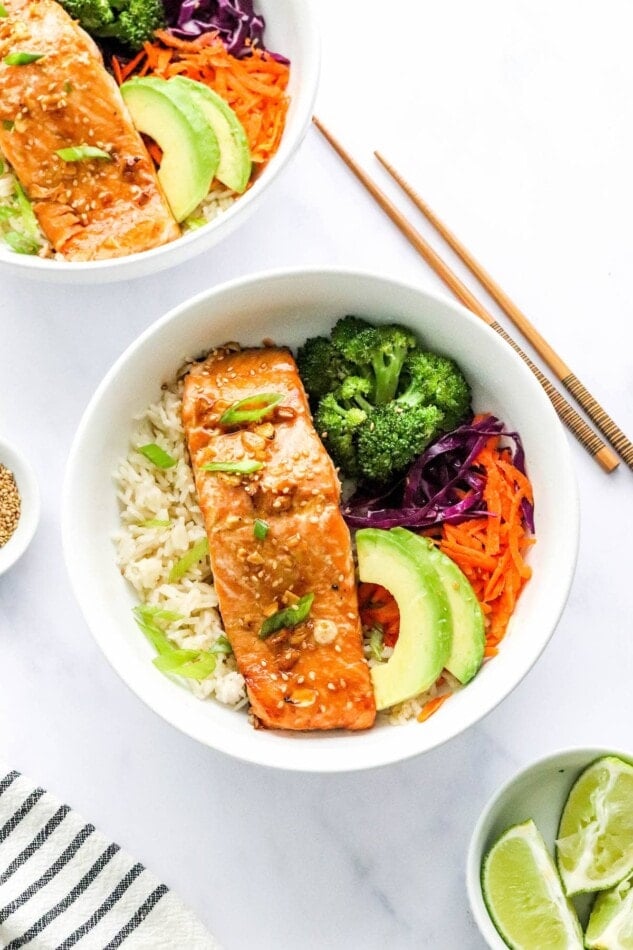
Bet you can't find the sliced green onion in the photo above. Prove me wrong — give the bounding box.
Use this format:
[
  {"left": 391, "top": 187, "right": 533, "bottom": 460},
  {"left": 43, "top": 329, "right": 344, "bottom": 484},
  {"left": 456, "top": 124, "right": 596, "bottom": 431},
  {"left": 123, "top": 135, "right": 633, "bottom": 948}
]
[
  {"left": 14, "top": 181, "right": 39, "bottom": 241},
  {"left": 0, "top": 5, "right": 8, "bottom": 17},
  {"left": 137, "top": 443, "right": 177, "bottom": 469},
  {"left": 210, "top": 635, "right": 233, "bottom": 655},
  {"left": 63, "top": 80, "right": 72, "bottom": 94},
  {"left": 132, "top": 605, "right": 215, "bottom": 681},
  {"left": 368, "top": 626, "right": 384, "bottom": 662},
  {"left": 139, "top": 518, "right": 172, "bottom": 529},
  {"left": 4, "top": 52, "right": 45, "bottom": 65},
  {"left": 153, "top": 651, "right": 216, "bottom": 680},
  {"left": 55, "top": 145, "right": 111, "bottom": 162},
  {"left": 0, "top": 159, "right": 4, "bottom": 175},
  {"left": 260, "top": 593, "right": 315, "bottom": 640},
  {"left": 184, "top": 216, "right": 206, "bottom": 230},
  {"left": 2, "top": 120, "right": 14, "bottom": 131},
  {"left": 0, "top": 207, "right": 17, "bottom": 221},
  {"left": 133, "top": 607, "right": 175, "bottom": 656},
  {"left": 253, "top": 519, "right": 269, "bottom": 541},
  {"left": 135, "top": 605, "right": 183, "bottom": 624},
  {"left": 219, "top": 392, "right": 284, "bottom": 426},
  {"left": 3, "top": 230, "right": 39, "bottom": 254},
  {"left": 168, "top": 538, "right": 209, "bottom": 583},
  {"left": 202, "top": 459, "right": 263, "bottom": 475}
]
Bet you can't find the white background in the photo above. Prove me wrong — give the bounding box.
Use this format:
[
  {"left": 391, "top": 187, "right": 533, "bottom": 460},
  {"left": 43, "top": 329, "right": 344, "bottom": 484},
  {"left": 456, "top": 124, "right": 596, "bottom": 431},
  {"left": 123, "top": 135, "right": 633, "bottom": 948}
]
[{"left": 1, "top": 1, "right": 632, "bottom": 947}]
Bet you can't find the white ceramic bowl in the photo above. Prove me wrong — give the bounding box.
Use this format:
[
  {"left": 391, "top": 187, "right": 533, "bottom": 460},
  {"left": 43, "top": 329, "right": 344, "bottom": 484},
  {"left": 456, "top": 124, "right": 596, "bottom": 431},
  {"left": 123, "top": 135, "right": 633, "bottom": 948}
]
[
  {"left": 0, "top": 0, "right": 319, "bottom": 284},
  {"left": 467, "top": 746, "right": 633, "bottom": 947},
  {"left": 62, "top": 267, "right": 579, "bottom": 771},
  {"left": 0, "top": 436, "right": 40, "bottom": 575}
]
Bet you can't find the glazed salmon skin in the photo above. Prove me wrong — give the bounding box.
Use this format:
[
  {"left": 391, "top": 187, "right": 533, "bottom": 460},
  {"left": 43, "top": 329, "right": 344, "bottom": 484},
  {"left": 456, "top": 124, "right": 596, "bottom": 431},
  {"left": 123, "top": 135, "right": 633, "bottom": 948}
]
[
  {"left": 0, "top": 0, "right": 179, "bottom": 260},
  {"left": 182, "top": 346, "right": 376, "bottom": 732}
]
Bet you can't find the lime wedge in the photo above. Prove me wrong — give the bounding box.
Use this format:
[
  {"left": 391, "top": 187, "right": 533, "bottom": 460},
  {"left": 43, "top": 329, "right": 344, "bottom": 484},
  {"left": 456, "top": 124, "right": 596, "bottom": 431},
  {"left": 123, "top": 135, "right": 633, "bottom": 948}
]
[
  {"left": 556, "top": 756, "right": 633, "bottom": 896},
  {"left": 482, "top": 819, "right": 583, "bottom": 949},
  {"left": 586, "top": 873, "right": 633, "bottom": 948}
]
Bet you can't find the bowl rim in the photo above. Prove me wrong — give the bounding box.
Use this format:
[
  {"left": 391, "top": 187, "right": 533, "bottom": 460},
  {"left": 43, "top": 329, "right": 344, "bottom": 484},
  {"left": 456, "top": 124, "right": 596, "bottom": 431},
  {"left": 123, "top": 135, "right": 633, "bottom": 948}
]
[
  {"left": 0, "top": 0, "right": 321, "bottom": 284},
  {"left": 61, "top": 265, "right": 580, "bottom": 772},
  {"left": 0, "top": 435, "right": 40, "bottom": 575},
  {"left": 465, "top": 744, "right": 633, "bottom": 948}
]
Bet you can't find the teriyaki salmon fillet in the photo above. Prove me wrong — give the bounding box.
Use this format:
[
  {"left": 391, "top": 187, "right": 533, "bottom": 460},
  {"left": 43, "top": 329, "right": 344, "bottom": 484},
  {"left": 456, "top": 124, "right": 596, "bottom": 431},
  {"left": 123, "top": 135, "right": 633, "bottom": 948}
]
[
  {"left": 0, "top": 0, "right": 179, "bottom": 259},
  {"left": 182, "top": 346, "right": 376, "bottom": 732}
]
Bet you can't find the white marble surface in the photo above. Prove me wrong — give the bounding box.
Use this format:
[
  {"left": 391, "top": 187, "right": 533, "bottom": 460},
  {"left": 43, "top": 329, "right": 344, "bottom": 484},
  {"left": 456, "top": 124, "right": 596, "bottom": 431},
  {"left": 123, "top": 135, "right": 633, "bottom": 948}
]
[{"left": 1, "top": 1, "right": 632, "bottom": 947}]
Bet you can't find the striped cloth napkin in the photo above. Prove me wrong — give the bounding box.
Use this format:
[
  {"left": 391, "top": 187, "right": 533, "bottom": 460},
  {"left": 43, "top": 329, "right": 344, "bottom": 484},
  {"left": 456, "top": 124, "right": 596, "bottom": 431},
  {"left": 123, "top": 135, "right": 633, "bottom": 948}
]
[{"left": 0, "top": 768, "right": 220, "bottom": 949}]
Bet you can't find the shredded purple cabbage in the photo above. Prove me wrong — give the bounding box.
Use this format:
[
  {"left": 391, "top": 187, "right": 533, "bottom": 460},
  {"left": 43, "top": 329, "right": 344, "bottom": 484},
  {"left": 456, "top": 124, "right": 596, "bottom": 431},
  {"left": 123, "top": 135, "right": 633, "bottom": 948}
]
[
  {"left": 342, "top": 415, "right": 535, "bottom": 532},
  {"left": 162, "top": 0, "right": 289, "bottom": 62}
]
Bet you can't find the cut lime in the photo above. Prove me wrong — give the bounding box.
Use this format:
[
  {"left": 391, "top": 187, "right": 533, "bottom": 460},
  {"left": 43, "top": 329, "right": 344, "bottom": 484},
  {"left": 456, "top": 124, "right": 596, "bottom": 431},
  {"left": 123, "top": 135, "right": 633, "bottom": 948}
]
[
  {"left": 556, "top": 756, "right": 633, "bottom": 896},
  {"left": 586, "top": 873, "right": 633, "bottom": 948},
  {"left": 481, "top": 819, "right": 583, "bottom": 949}
]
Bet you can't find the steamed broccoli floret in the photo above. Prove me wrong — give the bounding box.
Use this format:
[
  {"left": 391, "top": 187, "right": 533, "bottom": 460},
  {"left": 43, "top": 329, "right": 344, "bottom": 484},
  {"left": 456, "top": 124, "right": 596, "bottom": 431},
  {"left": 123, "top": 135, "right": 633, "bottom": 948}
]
[
  {"left": 60, "top": 0, "right": 166, "bottom": 50},
  {"left": 356, "top": 403, "right": 444, "bottom": 484},
  {"left": 313, "top": 378, "right": 373, "bottom": 478},
  {"left": 332, "top": 319, "right": 419, "bottom": 405},
  {"left": 295, "top": 335, "right": 352, "bottom": 404},
  {"left": 297, "top": 315, "right": 473, "bottom": 487},
  {"left": 330, "top": 315, "right": 373, "bottom": 349},
  {"left": 398, "top": 351, "right": 471, "bottom": 431}
]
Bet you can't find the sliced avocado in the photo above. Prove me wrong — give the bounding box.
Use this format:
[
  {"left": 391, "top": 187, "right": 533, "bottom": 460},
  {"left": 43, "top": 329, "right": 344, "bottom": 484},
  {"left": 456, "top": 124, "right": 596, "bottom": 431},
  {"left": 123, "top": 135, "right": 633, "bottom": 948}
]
[
  {"left": 392, "top": 529, "right": 485, "bottom": 685},
  {"left": 356, "top": 528, "right": 452, "bottom": 710},
  {"left": 169, "top": 77, "right": 251, "bottom": 194},
  {"left": 121, "top": 76, "right": 220, "bottom": 222}
]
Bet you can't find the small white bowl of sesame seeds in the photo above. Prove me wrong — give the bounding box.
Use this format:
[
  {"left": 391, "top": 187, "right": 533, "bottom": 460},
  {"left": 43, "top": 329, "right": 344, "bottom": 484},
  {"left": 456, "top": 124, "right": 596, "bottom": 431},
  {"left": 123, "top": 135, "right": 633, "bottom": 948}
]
[{"left": 0, "top": 435, "right": 40, "bottom": 576}]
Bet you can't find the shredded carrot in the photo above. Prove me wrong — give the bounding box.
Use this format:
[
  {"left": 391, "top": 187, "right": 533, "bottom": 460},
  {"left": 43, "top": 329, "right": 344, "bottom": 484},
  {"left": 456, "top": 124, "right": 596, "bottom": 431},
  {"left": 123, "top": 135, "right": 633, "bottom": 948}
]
[
  {"left": 357, "top": 582, "right": 400, "bottom": 648},
  {"left": 144, "top": 139, "right": 163, "bottom": 166},
  {"left": 113, "top": 33, "right": 290, "bottom": 169},
  {"left": 440, "top": 436, "right": 534, "bottom": 647},
  {"left": 417, "top": 694, "right": 449, "bottom": 722}
]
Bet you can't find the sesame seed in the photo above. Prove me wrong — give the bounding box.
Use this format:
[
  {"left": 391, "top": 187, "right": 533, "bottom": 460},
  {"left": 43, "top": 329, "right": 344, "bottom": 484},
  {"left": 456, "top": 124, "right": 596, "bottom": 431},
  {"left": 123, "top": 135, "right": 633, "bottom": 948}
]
[{"left": 0, "top": 465, "right": 21, "bottom": 546}]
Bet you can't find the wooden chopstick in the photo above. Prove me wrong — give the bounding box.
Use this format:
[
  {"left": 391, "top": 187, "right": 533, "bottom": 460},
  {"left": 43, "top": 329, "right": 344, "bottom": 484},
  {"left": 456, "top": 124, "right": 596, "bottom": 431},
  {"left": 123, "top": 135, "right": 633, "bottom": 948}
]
[
  {"left": 374, "top": 151, "right": 633, "bottom": 472},
  {"left": 311, "top": 116, "right": 619, "bottom": 473}
]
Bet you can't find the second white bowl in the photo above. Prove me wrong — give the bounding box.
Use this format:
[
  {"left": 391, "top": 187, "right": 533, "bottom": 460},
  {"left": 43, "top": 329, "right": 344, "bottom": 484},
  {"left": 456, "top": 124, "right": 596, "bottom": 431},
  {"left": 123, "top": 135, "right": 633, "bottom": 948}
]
[{"left": 467, "top": 747, "right": 633, "bottom": 948}]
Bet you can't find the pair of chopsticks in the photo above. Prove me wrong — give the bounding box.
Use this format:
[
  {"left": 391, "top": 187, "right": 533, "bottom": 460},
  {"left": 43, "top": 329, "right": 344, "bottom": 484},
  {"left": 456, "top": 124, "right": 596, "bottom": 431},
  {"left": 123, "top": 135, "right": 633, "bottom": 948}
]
[{"left": 312, "top": 117, "right": 633, "bottom": 474}]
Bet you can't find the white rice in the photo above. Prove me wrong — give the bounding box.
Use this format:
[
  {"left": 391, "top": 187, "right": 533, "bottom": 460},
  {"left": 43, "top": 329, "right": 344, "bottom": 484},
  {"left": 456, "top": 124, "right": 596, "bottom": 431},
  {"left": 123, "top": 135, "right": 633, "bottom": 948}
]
[
  {"left": 114, "top": 377, "right": 463, "bottom": 724},
  {"left": 187, "top": 182, "right": 237, "bottom": 229},
  {"left": 113, "top": 379, "right": 246, "bottom": 708}
]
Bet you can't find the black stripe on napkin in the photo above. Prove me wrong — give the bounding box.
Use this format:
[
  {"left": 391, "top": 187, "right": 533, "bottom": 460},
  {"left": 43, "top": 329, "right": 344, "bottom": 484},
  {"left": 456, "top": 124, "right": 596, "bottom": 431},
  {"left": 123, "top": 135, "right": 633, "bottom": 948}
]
[
  {"left": 4, "top": 843, "right": 120, "bottom": 949},
  {"left": 55, "top": 862, "right": 145, "bottom": 950},
  {"left": 0, "top": 805, "right": 71, "bottom": 887},
  {"left": 0, "top": 824, "right": 95, "bottom": 924},
  {"left": 0, "top": 772, "right": 20, "bottom": 797},
  {"left": 103, "top": 884, "right": 168, "bottom": 949},
  {"left": 0, "top": 789, "right": 45, "bottom": 845}
]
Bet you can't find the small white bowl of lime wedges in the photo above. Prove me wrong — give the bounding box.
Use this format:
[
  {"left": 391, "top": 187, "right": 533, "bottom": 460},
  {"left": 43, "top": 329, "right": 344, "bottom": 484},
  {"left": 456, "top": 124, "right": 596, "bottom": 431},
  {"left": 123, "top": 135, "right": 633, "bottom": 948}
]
[{"left": 467, "top": 747, "right": 633, "bottom": 949}]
